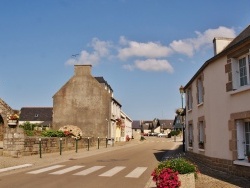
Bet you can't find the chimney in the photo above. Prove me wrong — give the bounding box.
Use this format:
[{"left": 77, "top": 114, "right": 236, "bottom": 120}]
[
  {"left": 213, "top": 37, "right": 233, "bottom": 55},
  {"left": 74, "top": 65, "right": 92, "bottom": 76}
]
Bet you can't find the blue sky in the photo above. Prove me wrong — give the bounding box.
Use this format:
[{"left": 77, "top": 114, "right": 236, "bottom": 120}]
[{"left": 0, "top": 0, "right": 249, "bottom": 121}]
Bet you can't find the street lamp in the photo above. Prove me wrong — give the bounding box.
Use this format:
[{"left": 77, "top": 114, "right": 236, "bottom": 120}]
[{"left": 179, "top": 85, "right": 185, "bottom": 152}]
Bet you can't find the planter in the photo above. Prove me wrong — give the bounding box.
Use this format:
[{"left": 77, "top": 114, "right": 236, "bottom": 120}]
[
  {"left": 8, "top": 120, "right": 18, "bottom": 128},
  {"left": 8, "top": 124, "right": 17, "bottom": 128},
  {"left": 178, "top": 173, "right": 195, "bottom": 188}
]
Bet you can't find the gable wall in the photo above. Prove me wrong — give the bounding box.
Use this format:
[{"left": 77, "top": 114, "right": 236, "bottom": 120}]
[{"left": 53, "top": 65, "right": 111, "bottom": 137}]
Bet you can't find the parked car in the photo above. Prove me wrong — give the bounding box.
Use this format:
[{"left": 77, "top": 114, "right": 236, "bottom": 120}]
[
  {"left": 158, "top": 133, "right": 168, "bottom": 137},
  {"left": 148, "top": 132, "right": 159, "bottom": 136}
]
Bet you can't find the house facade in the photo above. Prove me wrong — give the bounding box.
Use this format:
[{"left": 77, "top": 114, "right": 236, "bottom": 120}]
[
  {"left": 184, "top": 25, "right": 250, "bottom": 178},
  {"left": 121, "top": 110, "right": 132, "bottom": 141}
]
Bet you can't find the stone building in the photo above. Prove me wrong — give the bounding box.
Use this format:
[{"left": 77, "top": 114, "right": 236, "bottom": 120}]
[
  {"left": 52, "top": 65, "right": 113, "bottom": 138},
  {"left": 0, "top": 98, "right": 15, "bottom": 141}
]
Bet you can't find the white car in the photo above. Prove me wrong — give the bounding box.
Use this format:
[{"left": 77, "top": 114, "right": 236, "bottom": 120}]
[{"left": 158, "top": 133, "right": 168, "bottom": 137}]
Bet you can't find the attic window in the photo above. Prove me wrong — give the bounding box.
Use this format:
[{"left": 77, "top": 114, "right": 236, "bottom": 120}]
[{"left": 35, "top": 114, "right": 39, "bottom": 117}]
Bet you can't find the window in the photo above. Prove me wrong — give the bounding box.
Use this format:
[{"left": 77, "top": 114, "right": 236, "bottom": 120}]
[
  {"left": 236, "top": 120, "right": 250, "bottom": 159},
  {"left": 188, "top": 124, "right": 193, "bottom": 147},
  {"left": 229, "top": 54, "right": 250, "bottom": 90},
  {"left": 35, "top": 114, "right": 39, "bottom": 117},
  {"left": 245, "top": 122, "right": 250, "bottom": 155},
  {"left": 197, "top": 77, "right": 203, "bottom": 104},
  {"left": 198, "top": 121, "right": 205, "bottom": 149},
  {"left": 187, "top": 88, "right": 192, "bottom": 110},
  {"left": 239, "top": 55, "right": 250, "bottom": 86}
]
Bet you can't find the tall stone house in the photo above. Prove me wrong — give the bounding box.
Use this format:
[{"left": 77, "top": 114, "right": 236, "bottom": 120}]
[
  {"left": 53, "top": 65, "right": 131, "bottom": 139},
  {"left": 184, "top": 25, "right": 250, "bottom": 178}
]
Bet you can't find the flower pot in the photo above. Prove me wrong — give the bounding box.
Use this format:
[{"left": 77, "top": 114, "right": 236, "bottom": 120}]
[
  {"left": 8, "top": 120, "right": 18, "bottom": 128},
  {"left": 178, "top": 173, "right": 195, "bottom": 188},
  {"left": 8, "top": 123, "right": 17, "bottom": 128}
]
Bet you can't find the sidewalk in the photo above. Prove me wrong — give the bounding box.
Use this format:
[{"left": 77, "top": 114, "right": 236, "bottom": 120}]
[{"left": 144, "top": 138, "right": 250, "bottom": 188}]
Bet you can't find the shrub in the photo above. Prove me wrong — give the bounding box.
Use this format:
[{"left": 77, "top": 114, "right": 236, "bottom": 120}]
[
  {"left": 41, "top": 130, "right": 65, "bottom": 137},
  {"left": 20, "top": 121, "right": 37, "bottom": 131},
  {"left": 155, "top": 157, "right": 199, "bottom": 178}
]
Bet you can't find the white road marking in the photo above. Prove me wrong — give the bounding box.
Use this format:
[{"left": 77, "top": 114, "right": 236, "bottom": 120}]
[
  {"left": 27, "top": 165, "right": 65, "bottom": 174},
  {"left": 50, "top": 165, "right": 84, "bottom": 175},
  {"left": 73, "top": 166, "right": 105, "bottom": 176},
  {"left": 99, "top": 166, "right": 125, "bottom": 177},
  {"left": 125, "top": 167, "right": 147, "bottom": 178},
  {"left": 0, "top": 164, "right": 33, "bottom": 173}
]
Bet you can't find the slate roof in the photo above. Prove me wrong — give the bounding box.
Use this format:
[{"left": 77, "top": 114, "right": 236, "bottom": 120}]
[
  {"left": 19, "top": 107, "right": 53, "bottom": 122},
  {"left": 132, "top": 120, "right": 141, "bottom": 129},
  {"left": 95, "top": 77, "right": 113, "bottom": 92}
]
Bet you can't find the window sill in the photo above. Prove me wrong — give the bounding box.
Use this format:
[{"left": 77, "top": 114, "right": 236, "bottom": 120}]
[
  {"left": 188, "top": 147, "right": 193, "bottom": 150},
  {"left": 187, "top": 109, "right": 192, "bottom": 113},
  {"left": 230, "top": 85, "right": 250, "bottom": 95},
  {"left": 198, "top": 148, "right": 205, "bottom": 152},
  {"left": 197, "top": 102, "right": 203, "bottom": 107},
  {"left": 233, "top": 159, "right": 250, "bottom": 167}
]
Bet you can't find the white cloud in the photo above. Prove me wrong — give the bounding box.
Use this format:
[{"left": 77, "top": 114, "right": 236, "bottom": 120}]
[
  {"left": 118, "top": 37, "right": 172, "bottom": 60},
  {"left": 134, "top": 59, "right": 174, "bottom": 73},
  {"left": 90, "top": 38, "right": 112, "bottom": 57},
  {"left": 65, "top": 38, "right": 112, "bottom": 66},
  {"left": 170, "top": 26, "right": 236, "bottom": 57}
]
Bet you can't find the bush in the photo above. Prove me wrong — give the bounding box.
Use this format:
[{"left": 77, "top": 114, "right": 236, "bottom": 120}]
[
  {"left": 155, "top": 157, "right": 199, "bottom": 178},
  {"left": 41, "top": 130, "right": 65, "bottom": 137},
  {"left": 20, "top": 121, "right": 37, "bottom": 131}
]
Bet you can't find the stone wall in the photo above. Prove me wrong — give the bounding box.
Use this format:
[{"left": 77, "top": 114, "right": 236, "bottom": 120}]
[
  {"left": 2, "top": 127, "right": 106, "bottom": 157},
  {"left": 186, "top": 151, "right": 250, "bottom": 179}
]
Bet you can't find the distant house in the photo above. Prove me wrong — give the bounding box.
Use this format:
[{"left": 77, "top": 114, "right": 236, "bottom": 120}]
[
  {"left": 184, "top": 25, "right": 250, "bottom": 178},
  {"left": 19, "top": 107, "right": 53, "bottom": 127},
  {"left": 132, "top": 119, "right": 174, "bottom": 137}
]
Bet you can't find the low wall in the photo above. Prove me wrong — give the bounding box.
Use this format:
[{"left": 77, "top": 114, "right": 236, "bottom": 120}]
[
  {"left": 3, "top": 127, "right": 107, "bottom": 157},
  {"left": 186, "top": 151, "right": 250, "bottom": 179}
]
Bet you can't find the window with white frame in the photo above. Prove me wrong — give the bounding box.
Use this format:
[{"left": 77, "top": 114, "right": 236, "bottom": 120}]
[
  {"left": 236, "top": 119, "right": 250, "bottom": 160},
  {"left": 230, "top": 54, "right": 250, "bottom": 90},
  {"left": 198, "top": 121, "right": 205, "bottom": 149},
  {"left": 197, "top": 77, "right": 203, "bottom": 104},
  {"left": 239, "top": 56, "right": 250, "bottom": 86},
  {"left": 187, "top": 88, "right": 192, "bottom": 110},
  {"left": 188, "top": 124, "right": 193, "bottom": 147},
  {"left": 245, "top": 121, "right": 250, "bottom": 155}
]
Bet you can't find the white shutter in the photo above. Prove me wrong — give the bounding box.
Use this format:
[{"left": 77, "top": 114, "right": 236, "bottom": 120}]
[{"left": 236, "top": 120, "right": 245, "bottom": 159}]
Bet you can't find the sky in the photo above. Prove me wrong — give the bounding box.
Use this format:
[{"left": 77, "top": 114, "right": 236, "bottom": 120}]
[{"left": 0, "top": 0, "right": 249, "bottom": 121}]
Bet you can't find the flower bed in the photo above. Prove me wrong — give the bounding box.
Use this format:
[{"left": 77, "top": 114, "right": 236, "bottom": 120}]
[{"left": 152, "top": 157, "right": 199, "bottom": 188}]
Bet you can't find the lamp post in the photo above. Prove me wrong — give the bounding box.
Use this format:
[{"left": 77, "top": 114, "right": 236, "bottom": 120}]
[{"left": 179, "top": 85, "right": 185, "bottom": 152}]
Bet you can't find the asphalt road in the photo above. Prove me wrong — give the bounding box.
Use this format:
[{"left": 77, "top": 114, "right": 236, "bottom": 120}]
[{"left": 0, "top": 137, "right": 179, "bottom": 188}]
